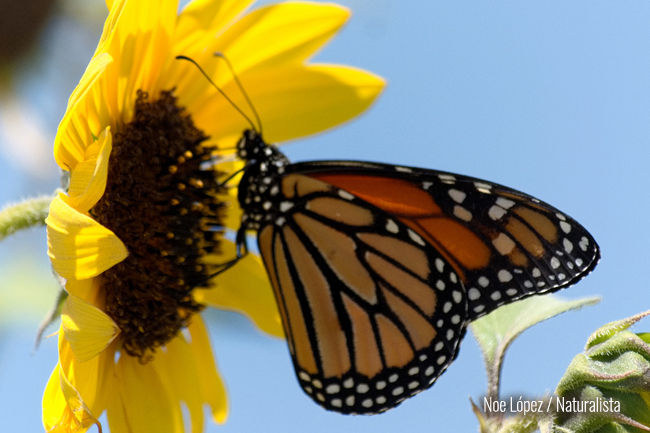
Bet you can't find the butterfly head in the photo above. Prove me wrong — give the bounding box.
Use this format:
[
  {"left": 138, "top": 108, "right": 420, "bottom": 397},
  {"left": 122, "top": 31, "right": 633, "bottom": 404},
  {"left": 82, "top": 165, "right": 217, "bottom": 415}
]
[{"left": 237, "top": 129, "right": 272, "bottom": 162}]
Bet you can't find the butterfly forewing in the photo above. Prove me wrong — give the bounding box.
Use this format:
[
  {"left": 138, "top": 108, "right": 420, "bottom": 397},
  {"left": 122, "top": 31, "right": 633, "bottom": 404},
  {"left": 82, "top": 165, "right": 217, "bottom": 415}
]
[
  {"left": 291, "top": 161, "right": 600, "bottom": 322},
  {"left": 257, "top": 174, "right": 469, "bottom": 414}
]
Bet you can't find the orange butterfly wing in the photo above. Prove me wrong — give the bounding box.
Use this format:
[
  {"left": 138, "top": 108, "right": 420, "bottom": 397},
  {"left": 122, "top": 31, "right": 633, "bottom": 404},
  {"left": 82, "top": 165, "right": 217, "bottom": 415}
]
[
  {"left": 300, "top": 161, "right": 600, "bottom": 321},
  {"left": 257, "top": 173, "right": 468, "bottom": 414}
]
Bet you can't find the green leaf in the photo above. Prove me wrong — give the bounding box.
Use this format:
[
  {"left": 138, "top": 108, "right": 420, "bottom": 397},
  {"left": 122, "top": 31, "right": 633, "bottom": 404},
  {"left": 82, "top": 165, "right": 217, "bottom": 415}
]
[{"left": 470, "top": 294, "right": 600, "bottom": 400}]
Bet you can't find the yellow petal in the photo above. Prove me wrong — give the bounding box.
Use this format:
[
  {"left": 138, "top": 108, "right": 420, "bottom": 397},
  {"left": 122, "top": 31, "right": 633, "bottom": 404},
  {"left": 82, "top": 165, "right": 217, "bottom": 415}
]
[
  {"left": 58, "top": 330, "right": 112, "bottom": 416},
  {"left": 192, "top": 63, "right": 385, "bottom": 146},
  {"left": 42, "top": 364, "right": 75, "bottom": 432},
  {"left": 152, "top": 334, "right": 205, "bottom": 433},
  {"left": 198, "top": 240, "right": 284, "bottom": 338},
  {"left": 55, "top": 0, "right": 125, "bottom": 171},
  {"left": 63, "top": 278, "right": 97, "bottom": 303},
  {"left": 215, "top": 2, "right": 350, "bottom": 71},
  {"left": 61, "top": 294, "right": 120, "bottom": 363},
  {"left": 107, "top": 0, "right": 177, "bottom": 119},
  {"left": 54, "top": 53, "right": 113, "bottom": 171},
  {"left": 211, "top": 159, "right": 245, "bottom": 231},
  {"left": 44, "top": 332, "right": 113, "bottom": 432},
  {"left": 58, "top": 362, "right": 101, "bottom": 431},
  {"left": 174, "top": 0, "right": 254, "bottom": 53},
  {"left": 67, "top": 127, "right": 112, "bottom": 214},
  {"left": 149, "top": 316, "right": 228, "bottom": 430},
  {"left": 170, "top": 2, "right": 349, "bottom": 110},
  {"left": 98, "top": 0, "right": 128, "bottom": 54},
  {"left": 187, "top": 316, "right": 229, "bottom": 424},
  {"left": 46, "top": 193, "right": 128, "bottom": 280},
  {"left": 107, "top": 355, "right": 184, "bottom": 433}
]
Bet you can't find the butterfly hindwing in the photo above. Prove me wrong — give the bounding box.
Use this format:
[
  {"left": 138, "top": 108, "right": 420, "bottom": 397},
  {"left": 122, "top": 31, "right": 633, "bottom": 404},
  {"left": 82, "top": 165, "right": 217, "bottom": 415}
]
[
  {"left": 288, "top": 161, "right": 600, "bottom": 321},
  {"left": 257, "top": 173, "right": 469, "bottom": 414}
]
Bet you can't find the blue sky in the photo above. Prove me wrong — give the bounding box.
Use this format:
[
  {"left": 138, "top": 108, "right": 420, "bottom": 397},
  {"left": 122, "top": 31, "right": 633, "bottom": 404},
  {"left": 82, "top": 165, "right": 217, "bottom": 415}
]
[{"left": 1, "top": 1, "right": 650, "bottom": 431}]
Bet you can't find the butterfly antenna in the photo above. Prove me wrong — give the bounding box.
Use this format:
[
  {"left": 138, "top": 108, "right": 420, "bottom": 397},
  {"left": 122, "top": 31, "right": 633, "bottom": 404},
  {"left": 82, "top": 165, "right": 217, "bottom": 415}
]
[
  {"left": 175, "top": 55, "right": 257, "bottom": 131},
  {"left": 214, "top": 52, "right": 263, "bottom": 135}
]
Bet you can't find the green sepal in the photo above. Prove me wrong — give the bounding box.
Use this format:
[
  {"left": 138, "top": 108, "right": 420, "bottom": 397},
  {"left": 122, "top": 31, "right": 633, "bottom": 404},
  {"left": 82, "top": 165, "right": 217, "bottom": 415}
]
[{"left": 555, "top": 311, "right": 650, "bottom": 433}]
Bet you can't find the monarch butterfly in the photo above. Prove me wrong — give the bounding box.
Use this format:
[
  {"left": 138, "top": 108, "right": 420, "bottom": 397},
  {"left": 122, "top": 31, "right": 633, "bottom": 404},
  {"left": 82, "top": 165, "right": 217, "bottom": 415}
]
[
  {"left": 176, "top": 55, "right": 599, "bottom": 415},
  {"left": 231, "top": 129, "right": 600, "bottom": 415}
]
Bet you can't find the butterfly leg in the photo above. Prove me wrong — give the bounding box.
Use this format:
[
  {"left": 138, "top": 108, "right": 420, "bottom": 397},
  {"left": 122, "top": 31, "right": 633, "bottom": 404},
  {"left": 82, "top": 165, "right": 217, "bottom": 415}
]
[{"left": 204, "top": 226, "right": 250, "bottom": 282}]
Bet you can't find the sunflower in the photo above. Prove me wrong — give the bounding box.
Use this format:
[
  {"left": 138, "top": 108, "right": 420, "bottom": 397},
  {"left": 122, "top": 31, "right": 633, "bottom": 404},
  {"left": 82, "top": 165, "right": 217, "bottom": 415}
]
[{"left": 42, "top": 0, "right": 384, "bottom": 431}]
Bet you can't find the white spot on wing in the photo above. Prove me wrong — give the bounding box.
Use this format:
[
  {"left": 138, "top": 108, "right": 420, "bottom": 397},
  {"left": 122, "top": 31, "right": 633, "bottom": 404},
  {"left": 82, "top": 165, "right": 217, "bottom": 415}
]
[
  {"left": 474, "top": 182, "right": 492, "bottom": 193},
  {"left": 496, "top": 197, "right": 516, "bottom": 209},
  {"left": 438, "top": 174, "right": 456, "bottom": 184},
  {"left": 498, "top": 269, "right": 513, "bottom": 282},
  {"left": 357, "top": 383, "right": 369, "bottom": 394},
  {"left": 468, "top": 288, "right": 481, "bottom": 300},
  {"left": 338, "top": 190, "right": 355, "bottom": 200},
  {"left": 492, "top": 233, "right": 515, "bottom": 255},
  {"left": 408, "top": 229, "right": 425, "bottom": 246},
  {"left": 563, "top": 238, "right": 573, "bottom": 254},
  {"left": 395, "top": 166, "right": 413, "bottom": 173},
  {"left": 550, "top": 257, "right": 561, "bottom": 269},
  {"left": 489, "top": 205, "right": 507, "bottom": 221},
  {"left": 453, "top": 205, "right": 473, "bottom": 222},
  {"left": 279, "top": 201, "right": 294, "bottom": 212},
  {"left": 448, "top": 189, "right": 466, "bottom": 203},
  {"left": 560, "top": 221, "right": 571, "bottom": 234},
  {"left": 385, "top": 219, "right": 399, "bottom": 233},
  {"left": 326, "top": 384, "right": 340, "bottom": 394}
]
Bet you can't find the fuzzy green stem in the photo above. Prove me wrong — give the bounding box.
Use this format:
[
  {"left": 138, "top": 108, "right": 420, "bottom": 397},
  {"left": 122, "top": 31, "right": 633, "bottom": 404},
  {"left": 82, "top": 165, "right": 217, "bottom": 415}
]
[{"left": 0, "top": 195, "right": 53, "bottom": 240}]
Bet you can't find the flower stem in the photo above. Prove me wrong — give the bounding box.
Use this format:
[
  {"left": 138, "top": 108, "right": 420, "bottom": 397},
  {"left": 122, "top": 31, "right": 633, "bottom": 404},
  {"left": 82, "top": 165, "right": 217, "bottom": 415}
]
[{"left": 0, "top": 195, "right": 53, "bottom": 240}]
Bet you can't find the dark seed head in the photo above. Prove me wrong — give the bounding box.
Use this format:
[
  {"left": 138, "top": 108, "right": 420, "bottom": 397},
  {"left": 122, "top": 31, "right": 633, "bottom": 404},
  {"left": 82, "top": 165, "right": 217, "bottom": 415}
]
[{"left": 90, "top": 89, "right": 225, "bottom": 359}]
